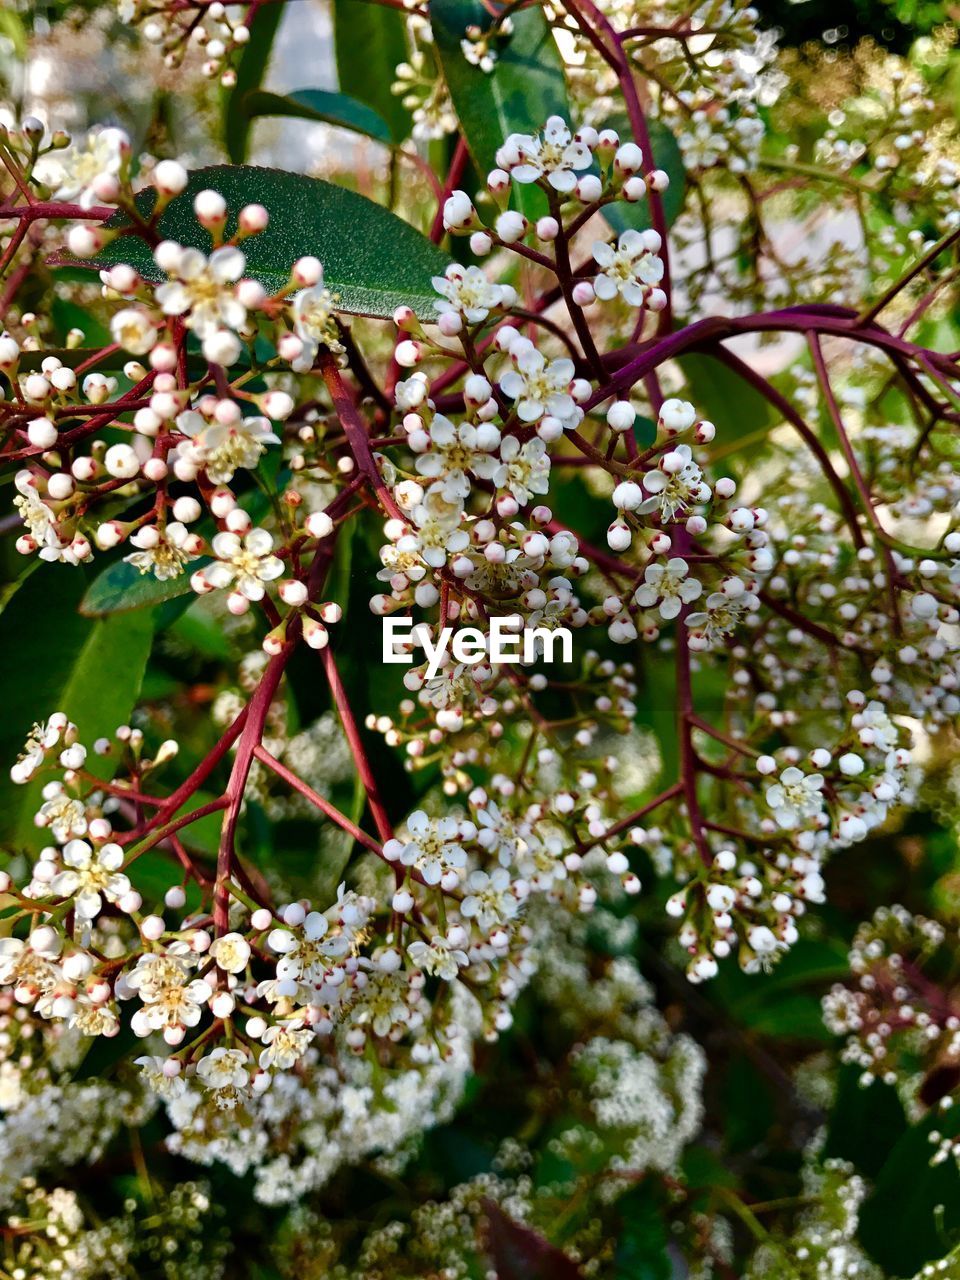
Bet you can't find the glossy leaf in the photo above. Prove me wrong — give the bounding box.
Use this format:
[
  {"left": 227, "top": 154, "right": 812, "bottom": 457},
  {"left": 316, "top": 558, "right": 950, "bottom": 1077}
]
[
  {"left": 679, "top": 352, "right": 778, "bottom": 446},
  {"left": 431, "top": 0, "right": 567, "bottom": 219},
  {"left": 83, "top": 165, "right": 450, "bottom": 320},
  {"left": 0, "top": 567, "right": 153, "bottom": 846},
  {"left": 602, "top": 117, "right": 687, "bottom": 235},
  {"left": 333, "top": 0, "right": 411, "bottom": 143},
  {"left": 224, "top": 0, "right": 284, "bottom": 163},
  {"left": 822, "top": 1065, "right": 909, "bottom": 1178},
  {"left": 634, "top": 412, "right": 657, "bottom": 447},
  {"left": 858, "top": 1102, "right": 960, "bottom": 1275},
  {"left": 240, "top": 88, "right": 393, "bottom": 145},
  {"left": 80, "top": 557, "right": 209, "bottom": 617},
  {"left": 612, "top": 1184, "right": 672, "bottom": 1280},
  {"left": 80, "top": 466, "right": 282, "bottom": 618}
]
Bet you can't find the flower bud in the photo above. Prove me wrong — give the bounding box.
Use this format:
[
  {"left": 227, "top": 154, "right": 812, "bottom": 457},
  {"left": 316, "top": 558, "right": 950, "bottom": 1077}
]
[
  {"left": 154, "top": 159, "right": 189, "bottom": 196},
  {"left": 606, "top": 401, "right": 636, "bottom": 433},
  {"left": 27, "top": 417, "right": 58, "bottom": 449},
  {"left": 194, "top": 188, "right": 227, "bottom": 228}
]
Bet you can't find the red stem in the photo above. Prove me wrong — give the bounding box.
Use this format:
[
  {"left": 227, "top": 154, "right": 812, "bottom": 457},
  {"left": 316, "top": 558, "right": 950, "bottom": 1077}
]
[{"left": 318, "top": 644, "right": 395, "bottom": 844}]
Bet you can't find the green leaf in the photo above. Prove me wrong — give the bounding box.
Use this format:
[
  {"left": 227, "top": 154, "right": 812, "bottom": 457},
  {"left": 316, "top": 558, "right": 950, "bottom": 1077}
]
[
  {"left": 0, "top": 567, "right": 153, "bottom": 848},
  {"left": 80, "top": 463, "right": 282, "bottom": 618},
  {"left": 0, "top": 9, "right": 27, "bottom": 61},
  {"left": 612, "top": 1184, "right": 672, "bottom": 1280},
  {"left": 85, "top": 165, "right": 450, "bottom": 320},
  {"left": 240, "top": 88, "right": 393, "bottom": 145},
  {"left": 80, "top": 558, "right": 208, "bottom": 617},
  {"left": 168, "top": 789, "right": 226, "bottom": 860},
  {"left": 130, "top": 849, "right": 204, "bottom": 911},
  {"left": 167, "top": 601, "right": 233, "bottom": 661},
  {"left": 50, "top": 297, "right": 112, "bottom": 349},
  {"left": 708, "top": 939, "right": 847, "bottom": 1043},
  {"left": 859, "top": 1102, "right": 960, "bottom": 1275},
  {"left": 731, "top": 990, "right": 832, "bottom": 1041},
  {"left": 633, "top": 413, "right": 657, "bottom": 448},
  {"left": 636, "top": 651, "right": 678, "bottom": 786},
  {"left": 333, "top": 0, "right": 411, "bottom": 144},
  {"left": 681, "top": 1144, "right": 739, "bottom": 1201},
  {"left": 602, "top": 117, "right": 687, "bottom": 235},
  {"left": 431, "top": 0, "right": 567, "bottom": 219},
  {"left": 17, "top": 347, "right": 130, "bottom": 373},
  {"left": 679, "top": 352, "right": 778, "bottom": 449},
  {"left": 822, "top": 1066, "right": 909, "bottom": 1179},
  {"left": 721, "top": 1053, "right": 776, "bottom": 1154},
  {"left": 223, "top": 0, "right": 284, "bottom": 163}
]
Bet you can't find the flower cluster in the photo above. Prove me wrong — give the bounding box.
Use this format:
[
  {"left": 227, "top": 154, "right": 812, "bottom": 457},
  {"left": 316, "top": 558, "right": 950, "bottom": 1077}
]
[{"left": 3, "top": 2, "right": 960, "bottom": 1273}]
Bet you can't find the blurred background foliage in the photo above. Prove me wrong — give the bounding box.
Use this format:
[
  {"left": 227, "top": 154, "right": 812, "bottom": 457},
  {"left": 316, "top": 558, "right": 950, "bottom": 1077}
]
[{"left": 2, "top": 0, "right": 960, "bottom": 1277}]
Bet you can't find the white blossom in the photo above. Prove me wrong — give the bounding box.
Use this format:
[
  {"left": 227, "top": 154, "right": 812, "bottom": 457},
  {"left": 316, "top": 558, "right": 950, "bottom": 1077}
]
[
  {"left": 634, "top": 558, "right": 702, "bottom": 620},
  {"left": 496, "top": 116, "right": 592, "bottom": 192},
  {"left": 201, "top": 528, "right": 284, "bottom": 600},
  {"left": 765, "top": 767, "right": 826, "bottom": 830},
  {"left": 155, "top": 244, "right": 247, "bottom": 338},
  {"left": 48, "top": 839, "right": 131, "bottom": 921},
  {"left": 593, "top": 229, "right": 665, "bottom": 306},
  {"left": 499, "top": 339, "right": 578, "bottom": 427}
]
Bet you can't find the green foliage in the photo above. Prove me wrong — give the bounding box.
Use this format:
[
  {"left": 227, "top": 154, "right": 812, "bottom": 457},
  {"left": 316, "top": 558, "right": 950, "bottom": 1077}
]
[
  {"left": 0, "top": 566, "right": 153, "bottom": 847},
  {"left": 333, "top": 0, "right": 412, "bottom": 143},
  {"left": 89, "top": 165, "right": 451, "bottom": 319},
  {"left": 239, "top": 88, "right": 394, "bottom": 145},
  {"left": 611, "top": 1184, "right": 672, "bottom": 1280},
  {"left": 859, "top": 1104, "right": 960, "bottom": 1275},
  {"left": 823, "top": 1066, "right": 910, "bottom": 1178},
  {"left": 80, "top": 557, "right": 207, "bottom": 616},
  {"left": 223, "top": 0, "right": 284, "bottom": 163},
  {"left": 679, "top": 353, "right": 779, "bottom": 453},
  {"left": 601, "top": 116, "right": 687, "bottom": 235},
  {"left": 431, "top": 0, "right": 567, "bottom": 219}
]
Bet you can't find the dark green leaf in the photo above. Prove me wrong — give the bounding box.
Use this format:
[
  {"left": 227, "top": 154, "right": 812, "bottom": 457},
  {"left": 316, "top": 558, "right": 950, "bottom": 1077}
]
[
  {"left": 681, "top": 1145, "right": 739, "bottom": 1201},
  {"left": 709, "top": 940, "right": 847, "bottom": 1043},
  {"left": 0, "top": 567, "right": 153, "bottom": 847},
  {"left": 633, "top": 413, "right": 657, "bottom": 447},
  {"left": 241, "top": 88, "right": 393, "bottom": 145},
  {"left": 167, "top": 601, "right": 234, "bottom": 661},
  {"left": 82, "top": 165, "right": 450, "bottom": 320},
  {"left": 169, "top": 789, "right": 224, "bottom": 859},
  {"left": 130, "top": 849, "right": 204, "bottom": 910},
  {"left": 730, "top": 990, "right": 832, "bottom": 1041},
  {"left": 80, "top": 558, "right": 208, "bottom": 617},
  {"left": 612, "top": 1183, "right": 672, "bottom": 1280},
  {"left": 333, "top": 0, "right": 411, "bottom": 143},
  {"left": 602, "top": 116, "right": 687, "bottom": 235},
  {"left": 431, "top": 0, "right": 567, "bottom": 220},
  {"left": 822, "top": 1065, "right": 909, "bottom": 1178},
  {"left": 679, "top": 352, "right": 778, "bottom": 449},
  {"left": 721, "top": 1053, "right": 776, "bottom": 1153},
  {"left": 859, "top": 1103, "right": 960, "bottom": 1275},
  {"left": 223, "top": 0, "right": 284, "bottom": 163}
]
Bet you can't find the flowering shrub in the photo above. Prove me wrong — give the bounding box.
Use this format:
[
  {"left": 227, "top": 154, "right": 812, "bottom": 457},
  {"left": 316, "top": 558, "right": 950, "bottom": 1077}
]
[{"left": 2, "top": 0, "right": 960, "bottom": 1275}]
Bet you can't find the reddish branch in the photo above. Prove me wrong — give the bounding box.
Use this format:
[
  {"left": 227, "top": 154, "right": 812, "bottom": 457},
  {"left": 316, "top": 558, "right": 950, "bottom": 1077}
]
[
  {"left": 213, "top": 641, "right": 294, "bottom": 935},
  {"left": 2, "top": 74, "right": 957, "bottom": 921}
]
